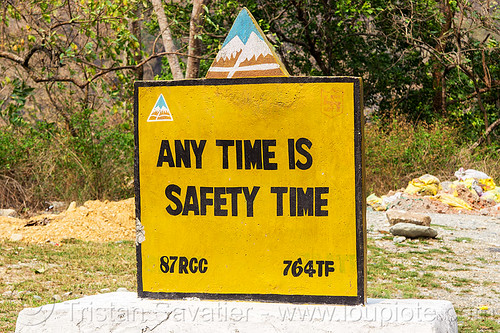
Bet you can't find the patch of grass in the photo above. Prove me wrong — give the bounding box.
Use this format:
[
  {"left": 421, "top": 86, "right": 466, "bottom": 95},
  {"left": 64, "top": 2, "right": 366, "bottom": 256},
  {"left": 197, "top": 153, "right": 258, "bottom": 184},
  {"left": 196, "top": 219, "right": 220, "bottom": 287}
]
[
  {"left": 440, "top": 246, "right": 454, "bottom": 254},
  {"left": 450, "top": 277, "right": 477, "bottom": 287},
  {"left": 398, "top": 270, "right": 419, "bottom": 279},
  {"left": 395, "top": 242, "right": 418, "bottom": 249},
  {"left": 425, "top": 248, "right": 448, "bottom": 254},
  {"left": 458, "top": 317, "right": 500, "bottom": 332},
  {"left": 430, "top": 223, "right": 455, "bottom": 231},
  {"left": 440, "top": 256, "right": 461, "bottom": 264},
  {"left": 453, "top": 267, "right": 470, "bottom": 271},
  {"left": 454, "top": 237, "right": 472, "bottom": 243},
  {"left": 415, "top": 272, "right": 441, "bottom": 289},
  {"left": 365, "top": 238, "right": 500, "bottom": 331},
  {"left": 0, "top": 240, "right": 136, "bottom": 333},
  {"left": 369, "top": 285, "right": 393, "bottom": 298},
  {"left": 393, "top": 282, "right": 419, "bottom": 298},
  {"left": 428, "top": 281, "right": 441, "bottom": 289},
  {"left": 367, "top": 241, "right": 449, "bottom": 300},
  {"left": 426, "top": 265, "right": 448, "bottom": 271}
]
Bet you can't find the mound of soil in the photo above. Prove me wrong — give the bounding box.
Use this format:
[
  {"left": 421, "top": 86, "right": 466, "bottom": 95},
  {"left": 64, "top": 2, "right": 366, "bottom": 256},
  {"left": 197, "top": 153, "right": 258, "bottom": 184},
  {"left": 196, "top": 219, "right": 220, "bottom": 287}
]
[{"left": 0, "top": 199, "right": 135, "bottom": 243}]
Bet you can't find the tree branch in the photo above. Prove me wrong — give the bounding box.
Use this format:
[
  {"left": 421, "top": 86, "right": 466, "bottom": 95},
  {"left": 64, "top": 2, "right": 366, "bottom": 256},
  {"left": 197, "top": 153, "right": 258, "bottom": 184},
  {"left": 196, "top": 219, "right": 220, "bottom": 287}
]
[
  {"left": 1, "top": 47, "right": 202, "bottom": 90},
  {"left": 289, "top": 0, "right": 329, "bottom": 74},
  {"left": 0, "top": 50, "right": 24, "bottom": 65},
  {"left": 470, "top": 118, "right": 500, "bottom": 149},
  {"left": 447, "top": 82, "right": 499, "bottom": 105}
]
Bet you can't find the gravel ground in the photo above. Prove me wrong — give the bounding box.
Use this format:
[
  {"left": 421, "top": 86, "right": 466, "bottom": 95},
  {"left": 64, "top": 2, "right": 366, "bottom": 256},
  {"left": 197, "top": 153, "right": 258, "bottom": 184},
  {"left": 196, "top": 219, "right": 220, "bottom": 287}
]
[
  {"left": 367, "top": 210, "right": 500, "bottom": 320},
  {"left": 1, "top": 199, "right": 498, "bottom": 325}
]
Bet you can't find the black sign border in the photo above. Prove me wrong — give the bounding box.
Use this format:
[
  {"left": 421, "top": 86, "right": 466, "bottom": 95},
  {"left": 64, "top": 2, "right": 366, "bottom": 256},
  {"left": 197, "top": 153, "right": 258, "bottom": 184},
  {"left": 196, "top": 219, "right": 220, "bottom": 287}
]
[{"left": 134, "top": 76, "right": 366, "bottom": 305}]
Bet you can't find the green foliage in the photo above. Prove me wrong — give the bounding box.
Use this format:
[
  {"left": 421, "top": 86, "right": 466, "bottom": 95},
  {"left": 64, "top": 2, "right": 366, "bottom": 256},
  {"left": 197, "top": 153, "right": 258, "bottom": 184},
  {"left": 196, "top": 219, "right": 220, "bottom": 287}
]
[
  {"left": 0, "top": 0, "right": 143, "bottom": 208},
  {"left": 56, "top": 109, "right": 135, "bottom": 201},
  {"left": 0, "top": 78, "right": 34, "bottom": 128},
  {"left": 0, "top": 0, "right": 499, "bottom": 210},
  {"left": 0, "top": 109, "right": 134, "bottom": 209},
  {"left": 144, "top": 0, "right": 240, "bottom": 79},
  {"left": 229, "top": 0, "right": 500, "bottom": 139},
  {"left": 365, "top": 116, "right": 500, "bottom": 194}
]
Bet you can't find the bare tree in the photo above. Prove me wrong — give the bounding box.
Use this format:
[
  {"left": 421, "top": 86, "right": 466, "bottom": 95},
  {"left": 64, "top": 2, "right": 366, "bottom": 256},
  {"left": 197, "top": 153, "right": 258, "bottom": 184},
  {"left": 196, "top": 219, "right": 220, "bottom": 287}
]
[
  {"left": 151, "top": 0, "right": 211, "bottom": 80},
  {"left": 151, "top": 0, "right": 184, "bottom": 80},
  {"left": 186, "top": 0, "right": 210, "bottom": 78}
]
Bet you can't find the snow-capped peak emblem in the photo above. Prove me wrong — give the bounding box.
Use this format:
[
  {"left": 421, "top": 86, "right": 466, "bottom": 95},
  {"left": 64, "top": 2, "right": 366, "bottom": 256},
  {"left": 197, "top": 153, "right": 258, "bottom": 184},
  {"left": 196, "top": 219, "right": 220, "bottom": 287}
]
[
  {"left": 206, "top": 8, "right": 289, "bottom": 79},
  {"left": 147, "top": 94, "right": 173, "bottom": 122}
]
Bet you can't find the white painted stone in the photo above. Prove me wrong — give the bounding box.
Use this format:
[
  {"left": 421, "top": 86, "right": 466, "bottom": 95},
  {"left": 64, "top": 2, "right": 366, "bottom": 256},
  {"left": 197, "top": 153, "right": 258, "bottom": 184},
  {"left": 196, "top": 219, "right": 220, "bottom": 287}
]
[{"left": 15, "top": 292, "right": 457, "bottom": 333}]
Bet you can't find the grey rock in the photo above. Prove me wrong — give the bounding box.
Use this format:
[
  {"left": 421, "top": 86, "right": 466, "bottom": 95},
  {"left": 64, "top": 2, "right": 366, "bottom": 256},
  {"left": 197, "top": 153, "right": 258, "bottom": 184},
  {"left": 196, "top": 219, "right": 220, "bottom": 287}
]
[
  {"left": 99, "top": 288, "right": 111, "bottom": 293},
  {"left": 386, "top": 209, "right": 431, "bottom": 226},
  {"left": 116, "top": 287, "right": 128, "bottom": 292},
  {"left": 393, "top": 236, "right": 406, "bottom": 243},
  {"left": 45, "top": 201, "right": 67, "bottom": 213},
  {"left": 390, "top": 223, "right": 438, "bottom": 238},
  {"left": 33, "top": 295, "right": 42, "bottom": 300},
  {"left": 0, "top": 209, "right": 16, "bottom": 217},
  {"left": 52, "top": 294, "right": 61, "bottom": 301}
]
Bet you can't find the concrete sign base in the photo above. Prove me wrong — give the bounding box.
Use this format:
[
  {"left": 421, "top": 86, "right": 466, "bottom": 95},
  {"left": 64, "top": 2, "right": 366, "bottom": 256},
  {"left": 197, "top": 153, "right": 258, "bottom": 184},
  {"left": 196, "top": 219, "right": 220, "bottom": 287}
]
[{"left": 16, "top": 292, "right": 457, "bottom": 332}]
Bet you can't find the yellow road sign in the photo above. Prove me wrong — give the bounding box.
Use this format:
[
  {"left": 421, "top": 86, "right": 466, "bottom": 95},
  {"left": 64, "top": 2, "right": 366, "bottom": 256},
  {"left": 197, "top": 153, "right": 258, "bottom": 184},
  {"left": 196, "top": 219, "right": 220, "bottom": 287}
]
[{"left": 134, "top": 77, "right": 366, "bottom": 304}]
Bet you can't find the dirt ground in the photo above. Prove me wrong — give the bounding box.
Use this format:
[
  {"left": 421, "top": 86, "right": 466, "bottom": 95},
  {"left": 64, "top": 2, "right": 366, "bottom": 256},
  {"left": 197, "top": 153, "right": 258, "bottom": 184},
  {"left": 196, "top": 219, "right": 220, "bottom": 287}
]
[
  {"left": 0, "top": 198, "right": 135, "bottom": 243},
  {"left": 368, "top": 210, "right": 500, "bottom": 321},
  {"left": 1, "top": 198, "right": 498, "bottom": 325},
  {"left": 1, "top": 192, "right": 498, "bottom": 244}
]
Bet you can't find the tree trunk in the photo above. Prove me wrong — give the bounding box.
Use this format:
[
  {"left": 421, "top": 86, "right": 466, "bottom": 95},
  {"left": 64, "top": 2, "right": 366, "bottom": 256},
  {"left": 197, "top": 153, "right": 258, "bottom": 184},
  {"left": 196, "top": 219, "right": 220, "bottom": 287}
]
[
  {"left": 432, "top": 0, "right": 453, "bottom": 114},
  {"left": 132, "top": 5, "right": 143, "bottom": 80},
  {"left": 186, "top": 0, "right": 209, "bottom": 78},
  {"left": 151, "top": 0, "right": 184, "bottom": 80}
]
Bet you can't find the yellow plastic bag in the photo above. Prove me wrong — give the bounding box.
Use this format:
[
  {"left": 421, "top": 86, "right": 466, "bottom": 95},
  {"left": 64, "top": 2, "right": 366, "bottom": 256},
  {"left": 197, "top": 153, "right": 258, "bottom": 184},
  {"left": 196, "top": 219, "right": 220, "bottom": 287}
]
[
  {"left": 482, "top": 188, "right": 500, "bottom": 203},
  {"left": 457, "top": 178, "right": 496, "bottom": 196},
  {"left": 479, "top": 178, "right": 496, "bottom": 191},
  {"left": 431, "top": 193, "right": 472, "bottom": 210},
  {"left": 405, "top": 174, "right": 441, "bottom": 196},
  {"left": 461, "top": 178, "right": 482, "bottom": 196},
  {"left": 367, "top": 193, "right": 386, "bottom": 211},
  {"left": 454, "top": 168, "right": 496, "bottom": 191}
]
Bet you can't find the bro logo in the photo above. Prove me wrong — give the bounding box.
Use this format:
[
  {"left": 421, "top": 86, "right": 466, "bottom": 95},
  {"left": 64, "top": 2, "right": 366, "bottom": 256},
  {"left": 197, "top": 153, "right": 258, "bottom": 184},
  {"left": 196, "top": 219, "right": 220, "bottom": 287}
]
[{"left": 147, "top": 94, "right": 173, "bottom": 122}]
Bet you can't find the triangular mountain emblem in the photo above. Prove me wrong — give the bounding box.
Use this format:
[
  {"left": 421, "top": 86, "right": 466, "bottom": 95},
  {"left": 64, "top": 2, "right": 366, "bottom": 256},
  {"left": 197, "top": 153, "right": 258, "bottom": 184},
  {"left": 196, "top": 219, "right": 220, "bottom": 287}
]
[
  {"left": 206, "top": 8, "right": 289, "bottom": 79},
  {"left": 147, "top": 94, "right": 173, "bottom": 122}
]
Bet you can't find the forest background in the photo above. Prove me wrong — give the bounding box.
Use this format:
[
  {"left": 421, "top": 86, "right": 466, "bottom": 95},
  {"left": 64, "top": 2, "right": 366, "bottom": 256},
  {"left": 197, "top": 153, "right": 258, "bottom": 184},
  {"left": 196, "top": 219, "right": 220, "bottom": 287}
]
[{"left": 0, "top": 0, "right": 498, "bottom": 213}]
